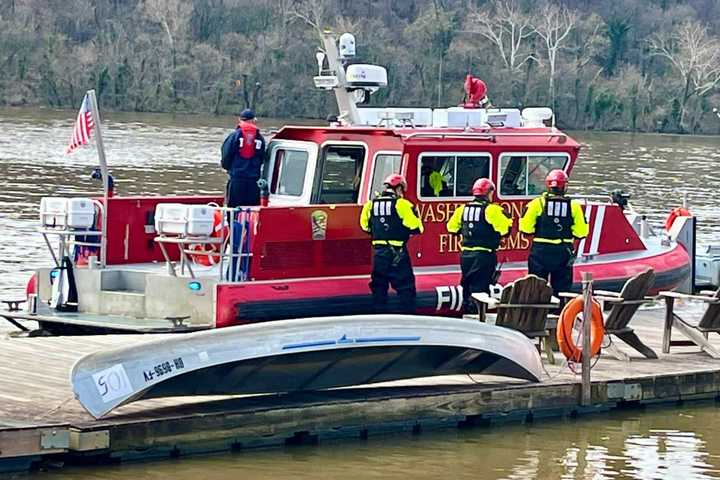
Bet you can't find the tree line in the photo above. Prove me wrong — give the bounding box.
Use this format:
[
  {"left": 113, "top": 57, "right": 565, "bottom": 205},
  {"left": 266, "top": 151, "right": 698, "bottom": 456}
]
[{"left": 1, "top": 0, "right": 719, "bottom": 133}]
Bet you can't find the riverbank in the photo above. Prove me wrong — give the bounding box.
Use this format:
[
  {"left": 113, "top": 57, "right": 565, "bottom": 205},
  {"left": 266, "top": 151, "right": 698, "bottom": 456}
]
[{"left": 2, "top": 306, "right": 720, "bottom": 475}]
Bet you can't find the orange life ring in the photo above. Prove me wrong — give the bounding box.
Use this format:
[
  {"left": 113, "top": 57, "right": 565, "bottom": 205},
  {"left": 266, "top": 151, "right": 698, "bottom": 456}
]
[
  {"left": 189, "top": 210, "right": 227, "bottom": 266},
  {"left": 664, "top": 207, "right": 691, "bottom": 231},
  {"left": 556, "top": 296, "right": 604, "bottom": 362}
]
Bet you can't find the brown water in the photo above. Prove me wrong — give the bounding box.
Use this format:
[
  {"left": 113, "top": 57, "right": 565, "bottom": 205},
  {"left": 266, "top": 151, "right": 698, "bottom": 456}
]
[
  {"left": 2, "top": 108, "right": 720, "bottom": 479},
  {"left": 17, "top": 403, "right": 720, "bottom": 479}
]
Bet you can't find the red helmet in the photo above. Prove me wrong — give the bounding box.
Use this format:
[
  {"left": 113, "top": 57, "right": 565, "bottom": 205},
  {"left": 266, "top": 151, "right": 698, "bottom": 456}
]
[
  {"left": 384, "top": 173, "right": 407, "bottom": 190},
  {"left": 472, "top": 178, "right": 495, "bottom": 196},
  {"left": 545, "top": 169, "right": 568, "bottom": 192}
]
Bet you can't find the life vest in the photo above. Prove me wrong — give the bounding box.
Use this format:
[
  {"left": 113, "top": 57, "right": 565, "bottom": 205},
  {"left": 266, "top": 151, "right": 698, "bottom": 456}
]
[
  {"left": 237, "top": 121, "right": 262, "bottom": 159},
  {"left": 369, "top": 193, "right": 410, "bottom": 243},
  {"left": 460, "top": 200, "right": 500, "bottom": 250},
  {"left": 535, "top": 194, "right": 573, "bottom": 241}
]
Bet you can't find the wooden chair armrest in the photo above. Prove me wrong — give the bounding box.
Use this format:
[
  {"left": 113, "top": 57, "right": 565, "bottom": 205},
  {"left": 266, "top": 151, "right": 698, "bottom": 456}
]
[
  {"left": 496, "top": 303, "right": 557, "bottom": 309},
  {"left": 558, "top": 292, "right": 580, "bottom": 299},
  {"left": 592, "top": 295, "right": 625, "bottom": 303},
  {"left": 593, "top": 296, "right": 649, "bottom": 305},
  {"left": 659, "top": 291, "right": 720, "bottom": 303},
  {"left": 594, "top": 290, "right": 621, "bottom": 297},
  {"left": 471, "top": 293, "right": 498, "bottom": 308}
]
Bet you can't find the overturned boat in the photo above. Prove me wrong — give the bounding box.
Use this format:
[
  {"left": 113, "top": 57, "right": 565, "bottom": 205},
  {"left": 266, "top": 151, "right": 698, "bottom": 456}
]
[
  {"left": 71, "top": 314, "right": 544, "bottom": 419},
  {"left": 2, "top": 32, "right": 694, "bottom": 334}
]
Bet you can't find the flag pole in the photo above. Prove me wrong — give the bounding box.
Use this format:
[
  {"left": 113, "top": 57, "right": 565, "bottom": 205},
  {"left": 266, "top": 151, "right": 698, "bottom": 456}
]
[{"left": 87, "top": 89, "right": 109, "bottom": 268}]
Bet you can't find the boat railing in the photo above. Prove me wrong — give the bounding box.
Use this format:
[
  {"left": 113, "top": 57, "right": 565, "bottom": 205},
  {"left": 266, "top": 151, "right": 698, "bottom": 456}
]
[
  {"left": 400, "top": 130, "right": 568, "bottom": 141},
  {"left": 220, "top": 206, "right": 255, "bottom": 283},
  {"left": 567, "top": 195, "right": 673, "bottom": 240},
  {"left": 38, "top": 199, "right": 106, "bottom": 269},
  {"left": 153, "top": 205, "right": 255, "bottom": 283},
  {"left": 568, "top": 194, "right": 614, "bottom": 203}
]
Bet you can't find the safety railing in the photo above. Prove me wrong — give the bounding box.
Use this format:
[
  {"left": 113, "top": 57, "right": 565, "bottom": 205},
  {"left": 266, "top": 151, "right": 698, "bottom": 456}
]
[
  {"left": 220, "top": 207, "right": 255, "bottom": 283},
  {"left": 571, "top": 192, "right": 693, "bottom": 242},
  {"left": 401, "top": 130, "right": 568, "bottom": 141},
  {"left": 153, "top": 206, "right": 256, "bottom": 282},
  {"left": 38, "top": 199, "right": 106, "bottom": 269}
]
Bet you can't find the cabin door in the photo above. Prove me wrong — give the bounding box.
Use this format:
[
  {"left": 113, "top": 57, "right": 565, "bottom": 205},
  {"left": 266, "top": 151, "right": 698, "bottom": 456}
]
[{"left": 311, "top": 143, "right": 367, "bottom": 205}]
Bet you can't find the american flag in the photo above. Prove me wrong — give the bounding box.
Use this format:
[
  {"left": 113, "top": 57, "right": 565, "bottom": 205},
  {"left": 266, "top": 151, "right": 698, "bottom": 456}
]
[{"left": 65, "top": 93, "right": 95, "bottom": 154}]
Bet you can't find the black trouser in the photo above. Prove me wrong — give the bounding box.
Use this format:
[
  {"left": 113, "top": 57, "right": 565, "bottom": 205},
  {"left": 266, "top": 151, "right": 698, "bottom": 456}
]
[
  {"left": 528, "top": 242, "right": 574, "bottom": 297},
  {"left": 226, "top": 177, "right": 260, "bottom": 208},
  {"left": 460, "top": 250, "right": 497, "bottom": 313},
  {"left": 369, "top": 245, "right": 416, "bottom": 314}
]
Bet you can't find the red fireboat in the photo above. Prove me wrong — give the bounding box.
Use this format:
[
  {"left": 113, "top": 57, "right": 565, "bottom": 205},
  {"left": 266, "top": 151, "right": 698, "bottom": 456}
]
[{"left": 5, "top": 32, "right": 692, "bottom": 334}]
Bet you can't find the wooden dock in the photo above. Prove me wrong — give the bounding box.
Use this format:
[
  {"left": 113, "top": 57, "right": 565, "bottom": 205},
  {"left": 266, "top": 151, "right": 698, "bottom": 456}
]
[{"left": 2, "top": 305, "right": 720, "bottom": 473}]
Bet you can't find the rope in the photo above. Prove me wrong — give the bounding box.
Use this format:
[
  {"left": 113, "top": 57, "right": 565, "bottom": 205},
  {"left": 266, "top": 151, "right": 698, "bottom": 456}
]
[{"left": 564, "top": 310, "right": 602, "bottom": 374}]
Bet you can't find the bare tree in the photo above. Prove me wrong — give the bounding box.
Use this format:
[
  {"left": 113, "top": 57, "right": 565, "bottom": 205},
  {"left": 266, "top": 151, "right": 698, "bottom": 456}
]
[
  {"left": 291, "top": 0, "right": 331, "bottom": 38},
  {"left": 567, "top": 13, "right": 607, "bottom": 126},
  {"left": 406, "top": 3, "right": 456, "bottom": 106},
  {"left": 466, "top": 0, "right": 536, "bottom": 104},
  {"left": 650, "top": 21, "right": 720, "bottom": 131},
  {"left": 535, "top": 2, "right": 576, "bottom": 110},
  {"left": 140, "top": 0, "right": 192, "bottom": 110}
]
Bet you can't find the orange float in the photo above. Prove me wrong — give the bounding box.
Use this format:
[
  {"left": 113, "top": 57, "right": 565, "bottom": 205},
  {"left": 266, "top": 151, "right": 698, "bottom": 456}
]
[
  {"left": 556, "top": 296, "right": 604, "bottom": 362},
  {"left": 189, "top": 210, "right": 227, "bottom": 266}
]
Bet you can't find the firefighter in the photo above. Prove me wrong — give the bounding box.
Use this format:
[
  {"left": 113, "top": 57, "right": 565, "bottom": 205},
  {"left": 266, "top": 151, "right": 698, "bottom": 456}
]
[
  {"left": 221, "top": 108, "right": 265, "bottom": 207},
  {"left": 519, "top": 169, "right": 589, "bottom": 296},
  {"left": 446, "top": 178, "right": 512, "bottom": 313},
  {"left": 360, "top": 174, "right": 423, "bottom": 313}
]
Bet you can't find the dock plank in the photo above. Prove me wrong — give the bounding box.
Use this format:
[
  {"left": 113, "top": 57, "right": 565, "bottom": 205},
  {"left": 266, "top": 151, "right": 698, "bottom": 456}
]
[{"left": 1, "top": 306, "right": 720, "bottom": 472}]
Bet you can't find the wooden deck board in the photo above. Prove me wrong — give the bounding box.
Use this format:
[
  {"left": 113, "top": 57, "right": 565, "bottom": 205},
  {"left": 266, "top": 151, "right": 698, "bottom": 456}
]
[{"left": 2, "top": 306, "right": 720, "bottom": 472}]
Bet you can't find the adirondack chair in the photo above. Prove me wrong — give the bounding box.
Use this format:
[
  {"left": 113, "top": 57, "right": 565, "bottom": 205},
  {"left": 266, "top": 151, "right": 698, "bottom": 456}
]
[
  {"left": 473, "top": 275, "right": 558, "bottom": 364},
  {"left": 659, "top": 287, "right": 720, "bottom": 358},
  {"left": 591, "top": 268, "right": 658, "bottom": 360}
]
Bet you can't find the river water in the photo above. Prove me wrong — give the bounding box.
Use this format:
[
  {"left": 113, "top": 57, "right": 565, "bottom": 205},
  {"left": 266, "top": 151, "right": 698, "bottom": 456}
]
[{"left": 1, "top": 108, "right": 720, "bottom": 478}]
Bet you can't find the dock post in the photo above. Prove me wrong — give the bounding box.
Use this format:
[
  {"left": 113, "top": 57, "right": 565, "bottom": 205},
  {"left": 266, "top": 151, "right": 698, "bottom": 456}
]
[{"left": 581, "top": 272, "right": 593, "bottom": 406}]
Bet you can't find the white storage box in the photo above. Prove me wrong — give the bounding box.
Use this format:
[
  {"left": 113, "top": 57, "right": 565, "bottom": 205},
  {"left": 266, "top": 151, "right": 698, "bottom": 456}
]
[
  {"left": 154, "top": 204, "right": 215, "bottom": 236},
  {"left": 40, "top": 197, "right": 68, "bottom": 227},
  {"left": 66, "top": 197, "right": 96, "bottom": 229},
  {"left": 485, "top": 108, "right": 522, "bottom": 128},
  {"left": 155, "top": 203, "right": 189, "bottom": 236},
  {"left": 444, "top": 108, "right": 487, "bottom": 128},
  {"left": 185, "top": 205, "right": 214, "bottom": 236}
]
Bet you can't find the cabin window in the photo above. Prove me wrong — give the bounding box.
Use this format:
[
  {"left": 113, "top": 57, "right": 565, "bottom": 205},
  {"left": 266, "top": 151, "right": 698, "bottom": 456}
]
[
  {"left": 316, "top": 145, "right": 366, "bottom": 204},
  {"left": 419, "top": 154, "right": 490, "bottom": 198},
  {"left": 369, "top": 153, "right": 401, "bottom": 197},
  {"left": 271, "top": 149, "right": 308, "bottom": 196},
  {"left": 499, "top": 154, "right": 569, "bottom": 197}
]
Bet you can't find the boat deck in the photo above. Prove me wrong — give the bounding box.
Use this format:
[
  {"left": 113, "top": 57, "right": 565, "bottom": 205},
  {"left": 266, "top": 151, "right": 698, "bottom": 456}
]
[
  {"left": 2, "top": 305, "right": 720, "bottom": 473},
  {"left": 0, "top": 311, "right": 208, "bottom": 333}
]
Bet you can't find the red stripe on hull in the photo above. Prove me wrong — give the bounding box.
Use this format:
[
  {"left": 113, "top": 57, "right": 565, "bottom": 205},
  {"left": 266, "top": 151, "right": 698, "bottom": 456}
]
[{"left": 215, "top": 244, "right": 690, "bottom": 328}]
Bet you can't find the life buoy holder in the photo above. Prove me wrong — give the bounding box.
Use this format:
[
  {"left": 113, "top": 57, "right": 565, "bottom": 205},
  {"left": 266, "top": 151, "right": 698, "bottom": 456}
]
[
  {"left": 556, "top": 296, "right": 604, "bottom": 362},
  {"left": 189, "top": 210, "right": 228, "bottom": 266},
  {"left": 664, "top": 207, "right": 691, "bottom": 231}
]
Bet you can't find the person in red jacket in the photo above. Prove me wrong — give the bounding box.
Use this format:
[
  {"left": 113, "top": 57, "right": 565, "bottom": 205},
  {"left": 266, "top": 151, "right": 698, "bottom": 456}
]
[{"left": 221, "top": 109, "right": 266, "bottom": 207}]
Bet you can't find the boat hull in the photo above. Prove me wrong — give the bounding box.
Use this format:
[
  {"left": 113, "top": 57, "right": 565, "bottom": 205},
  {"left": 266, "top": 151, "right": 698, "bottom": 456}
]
[
  {"left": 216, "top": 242, "right": 691, "bottom": 327},
  {"left": 71, "top": 314, "right": 544, "bottom": 418}
]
